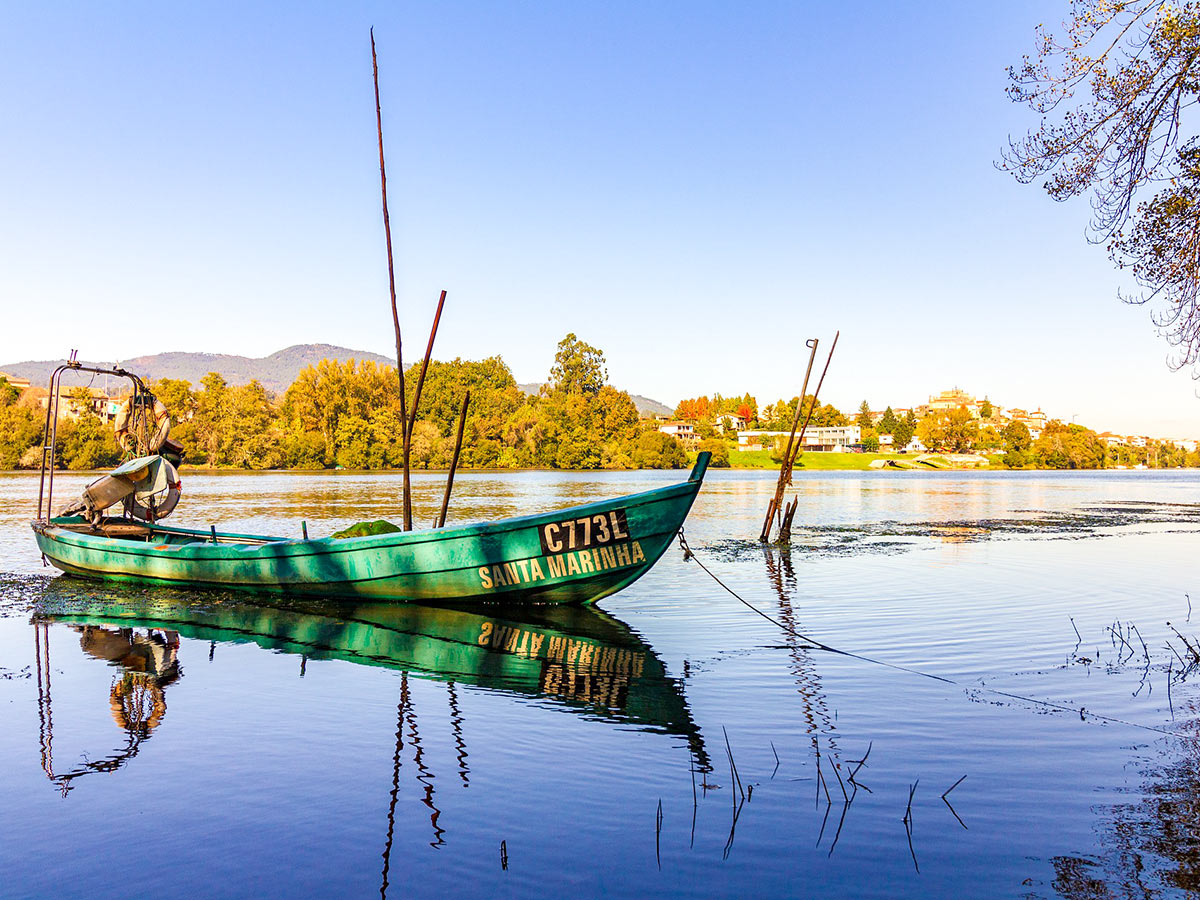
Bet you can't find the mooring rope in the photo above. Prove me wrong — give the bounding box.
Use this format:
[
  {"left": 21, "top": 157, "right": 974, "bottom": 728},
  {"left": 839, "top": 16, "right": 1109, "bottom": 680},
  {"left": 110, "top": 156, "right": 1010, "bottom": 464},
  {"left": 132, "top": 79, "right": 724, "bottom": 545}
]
[{"left": 676, "top": 529, "right": 1198, "bottom": 741}]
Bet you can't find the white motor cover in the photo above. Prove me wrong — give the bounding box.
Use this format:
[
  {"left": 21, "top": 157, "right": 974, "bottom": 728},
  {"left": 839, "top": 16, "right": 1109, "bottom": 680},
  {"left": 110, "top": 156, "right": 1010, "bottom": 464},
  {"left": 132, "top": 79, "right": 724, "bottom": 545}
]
[{"left": 57, "top": 455, "right": 182, "bottom": 525}]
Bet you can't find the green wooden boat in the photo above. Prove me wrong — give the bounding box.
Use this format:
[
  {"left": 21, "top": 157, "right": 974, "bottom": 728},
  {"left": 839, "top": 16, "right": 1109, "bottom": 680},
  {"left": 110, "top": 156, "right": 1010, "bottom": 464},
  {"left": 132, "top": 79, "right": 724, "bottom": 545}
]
[
  {"left": 33, "top": 453, "right": 710, "bottom": 604},
  {"left": 31, "top": 361, "right": 709, "bottom": 605}
]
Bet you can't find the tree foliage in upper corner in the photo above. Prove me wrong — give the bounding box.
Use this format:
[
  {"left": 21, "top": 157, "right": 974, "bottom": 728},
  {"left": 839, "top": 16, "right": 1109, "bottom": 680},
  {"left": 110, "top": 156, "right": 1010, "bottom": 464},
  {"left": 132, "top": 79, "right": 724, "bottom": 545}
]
[{"left": 1002, "top": 0, "right": 1200, "bottom": 372}]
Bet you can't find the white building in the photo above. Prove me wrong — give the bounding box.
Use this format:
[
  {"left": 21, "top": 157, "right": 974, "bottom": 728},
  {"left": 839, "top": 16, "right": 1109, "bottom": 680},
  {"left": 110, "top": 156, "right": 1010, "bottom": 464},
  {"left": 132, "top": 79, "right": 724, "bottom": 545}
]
[
  {"left": 738, "top": 426, "right": 862, "bottom": 453},
  {"left": 658, "top": 421, "right": 699, "bottom": 445}
]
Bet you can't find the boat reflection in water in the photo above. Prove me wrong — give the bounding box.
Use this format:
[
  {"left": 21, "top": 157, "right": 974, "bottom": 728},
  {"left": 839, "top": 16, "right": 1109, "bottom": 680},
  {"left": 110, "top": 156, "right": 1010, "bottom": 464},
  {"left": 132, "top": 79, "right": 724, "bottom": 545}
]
[
  {"left": 33, "top": 614, "right": 183, "bottom": 795},
  {"left": 31, "top": 580, "right": 710, "bottom": 796}
]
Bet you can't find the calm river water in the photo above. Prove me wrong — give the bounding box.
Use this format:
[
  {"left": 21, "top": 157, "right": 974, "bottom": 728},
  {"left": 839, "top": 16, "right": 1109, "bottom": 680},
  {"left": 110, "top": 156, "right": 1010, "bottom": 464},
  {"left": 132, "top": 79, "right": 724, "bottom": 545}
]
[{"left": 1, "top": 468, "right": 1198, "bottom": 899}]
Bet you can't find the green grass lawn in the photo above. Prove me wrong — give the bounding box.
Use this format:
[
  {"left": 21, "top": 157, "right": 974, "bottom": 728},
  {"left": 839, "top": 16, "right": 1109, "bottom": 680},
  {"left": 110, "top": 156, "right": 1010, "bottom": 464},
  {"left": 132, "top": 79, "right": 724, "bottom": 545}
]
[
  {"left": 791, "top": 451, "right": 892, "bottom": 470},
  {"left": 724, "top": 450, "right": 978, "bottom": 470}
]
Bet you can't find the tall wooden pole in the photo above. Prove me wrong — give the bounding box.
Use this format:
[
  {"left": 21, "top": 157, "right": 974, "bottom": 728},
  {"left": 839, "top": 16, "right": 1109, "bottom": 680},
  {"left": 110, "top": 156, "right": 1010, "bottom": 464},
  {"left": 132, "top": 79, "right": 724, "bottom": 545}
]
[{"left": 371, "top": 29, "right": 412, "bottom": 530}]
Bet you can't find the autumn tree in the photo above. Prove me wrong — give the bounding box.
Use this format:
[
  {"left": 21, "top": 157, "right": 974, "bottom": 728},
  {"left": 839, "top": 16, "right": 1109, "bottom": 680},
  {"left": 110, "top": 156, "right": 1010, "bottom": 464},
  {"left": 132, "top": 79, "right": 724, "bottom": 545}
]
[
  {"left": 549, "top": 333, "right": 606, "bottom": 395},
  {"left": 676, "top": 395, "right": 712, "bottom": 421},
  {"left": 1032, "top": 421, "right": 1107, "bottom": 469},
  {"left": 917, "top": 407, "right": 978, "bottom": 453},
  {"left": 1003, "top": 1, "right": 1200, "bottom": 371},
  {"left": 0, "top": 379, "right": 41, "bottom": 468}
]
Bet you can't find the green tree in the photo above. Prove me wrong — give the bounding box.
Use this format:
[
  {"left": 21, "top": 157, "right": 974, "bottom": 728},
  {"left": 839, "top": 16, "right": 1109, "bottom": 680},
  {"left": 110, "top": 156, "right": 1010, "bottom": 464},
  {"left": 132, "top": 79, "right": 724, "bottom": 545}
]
[
  {"left": 630, "top": 431, "right": 687, "bottom": 469},
  {"left": 976, "top": 425, "right": 1002, "bottom": 452},
  {"left": 1001, "top": 419, "right": 1033, "bottom": 468},
  {"left": 698, "top": 438, "right": 731, "bottom": 467},
  {"left": 1003, "top": 1, "right": 1200, "bottom": 371},
  {"left": 152, "top": 378, "right": 197, "bottom": 422},
  {"left": 0, "top": 377, "right": 18, "bottom": 407},
  {"left": 152, "top": 378, "right": 199, "bottom": 462},
  {"left": 878, "top": 406, "right": 898, "bottom": 434},
  {"left": 0, "top": 402, "right": 41, "bottom": 468},
  {"left": 549, "top": 333, "right": 607, "bottom": 395},
  {"left": 194, "top": 372, "right": 231, "bottom": 464},
  {"left": 856, "top": 400, "right": 873, "bottom": 429},
  {"left": 1001, "top": 420, "right": 1032, "bottom": 453},
  {"left": 554, "top": 428, "right": 602, "bottom": 469},
  {"left": 57, "top": 398, "right": 121, "bottom": 470},
  {"left": 892, "top": 411, "right": 916, "bottom": 450}
]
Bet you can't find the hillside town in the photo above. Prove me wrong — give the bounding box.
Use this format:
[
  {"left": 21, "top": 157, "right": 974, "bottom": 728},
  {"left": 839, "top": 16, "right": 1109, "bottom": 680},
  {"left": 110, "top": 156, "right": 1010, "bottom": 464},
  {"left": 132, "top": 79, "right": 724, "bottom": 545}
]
[{"left": 655, "top": 387, "right": 1197, "bottom": 456}]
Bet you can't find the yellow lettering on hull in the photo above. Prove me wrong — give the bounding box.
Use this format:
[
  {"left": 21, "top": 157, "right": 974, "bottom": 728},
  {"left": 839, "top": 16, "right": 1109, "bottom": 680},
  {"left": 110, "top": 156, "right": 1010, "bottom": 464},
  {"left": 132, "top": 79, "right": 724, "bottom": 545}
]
[{"left": 477, "top": 539, "right": 652, "bottom": 591}]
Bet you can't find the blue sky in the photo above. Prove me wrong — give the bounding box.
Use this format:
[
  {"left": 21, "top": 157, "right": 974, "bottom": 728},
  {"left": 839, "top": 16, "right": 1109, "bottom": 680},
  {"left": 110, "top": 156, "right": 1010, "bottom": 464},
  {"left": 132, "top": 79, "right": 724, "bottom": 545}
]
[{"left": 1, "top": 1, "right": 1196, "bottom": 437}]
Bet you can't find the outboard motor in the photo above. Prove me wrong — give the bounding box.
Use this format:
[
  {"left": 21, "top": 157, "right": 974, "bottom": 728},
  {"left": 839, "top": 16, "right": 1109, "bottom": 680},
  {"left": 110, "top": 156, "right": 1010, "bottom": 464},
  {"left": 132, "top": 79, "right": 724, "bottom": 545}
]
[{"left": 58, "top": 455, "right": 182, "bottom": 527}]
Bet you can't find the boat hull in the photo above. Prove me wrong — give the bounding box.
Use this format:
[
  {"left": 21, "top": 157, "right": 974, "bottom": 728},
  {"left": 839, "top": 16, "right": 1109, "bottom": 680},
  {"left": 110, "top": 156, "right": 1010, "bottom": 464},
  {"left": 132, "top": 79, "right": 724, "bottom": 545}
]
[{"left": 32, "top": 455, "right": 708, "bottom": 605}]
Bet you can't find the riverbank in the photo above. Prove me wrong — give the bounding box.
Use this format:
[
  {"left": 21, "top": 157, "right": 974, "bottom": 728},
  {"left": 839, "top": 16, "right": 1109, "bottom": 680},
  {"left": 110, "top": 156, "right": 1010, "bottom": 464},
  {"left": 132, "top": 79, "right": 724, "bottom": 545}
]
[
  {"left": 3, "top": 454, "right": 1185, "bottom": 475},
  {"left": 723, "top": 449, "right": 996, "bottom": 470}
]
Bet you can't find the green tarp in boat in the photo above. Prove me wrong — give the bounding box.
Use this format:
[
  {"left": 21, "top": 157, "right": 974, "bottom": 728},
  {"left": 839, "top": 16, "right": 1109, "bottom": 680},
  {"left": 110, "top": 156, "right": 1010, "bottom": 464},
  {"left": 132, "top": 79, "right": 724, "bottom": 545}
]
[{"left": 331, "top": 520, "right": 403, "bottom": 540}]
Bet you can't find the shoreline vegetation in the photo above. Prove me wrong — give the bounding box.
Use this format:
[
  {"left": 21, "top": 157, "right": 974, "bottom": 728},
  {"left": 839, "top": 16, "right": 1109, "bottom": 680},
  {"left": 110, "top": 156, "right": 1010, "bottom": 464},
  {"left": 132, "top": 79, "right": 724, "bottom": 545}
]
[
  {"left": 3, "top": 335, "right": 1197, "bottom": 474},
  {"left": 2, "top": 452, "right": 1187, "bottom": 475}
]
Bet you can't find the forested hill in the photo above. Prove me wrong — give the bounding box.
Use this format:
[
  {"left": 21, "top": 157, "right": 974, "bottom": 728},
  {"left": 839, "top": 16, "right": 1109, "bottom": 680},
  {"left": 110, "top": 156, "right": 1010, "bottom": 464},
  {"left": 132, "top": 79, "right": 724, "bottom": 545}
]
[
  {"left": 4, "top": 346, "right": 676, "bottom": 414},
  {"left": 1, "top": 344, "right": 393, "bottom": 394}
]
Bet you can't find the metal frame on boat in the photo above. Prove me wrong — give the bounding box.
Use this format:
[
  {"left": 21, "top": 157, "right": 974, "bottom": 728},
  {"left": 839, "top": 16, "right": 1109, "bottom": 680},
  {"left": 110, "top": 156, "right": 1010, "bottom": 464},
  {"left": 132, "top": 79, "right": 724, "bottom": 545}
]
[{"left": 35, "top": 354, "right": 156, "bottom": 522}]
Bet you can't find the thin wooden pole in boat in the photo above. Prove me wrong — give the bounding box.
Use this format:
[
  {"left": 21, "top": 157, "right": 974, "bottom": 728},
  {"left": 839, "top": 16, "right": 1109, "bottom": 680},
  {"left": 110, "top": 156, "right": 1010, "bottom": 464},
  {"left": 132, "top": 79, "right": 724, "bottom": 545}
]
[
  {"left": 405, "top": 288, "right": 447, "bottom": 458},
  {"left": 759, "top": 339, "right": 818, "bottom": 542},
  {"left": 371, "top": 28, "right": 412, "bottom": 531},
  {"left": 437, "top": 390, "right": 470, "bottom": 528}
]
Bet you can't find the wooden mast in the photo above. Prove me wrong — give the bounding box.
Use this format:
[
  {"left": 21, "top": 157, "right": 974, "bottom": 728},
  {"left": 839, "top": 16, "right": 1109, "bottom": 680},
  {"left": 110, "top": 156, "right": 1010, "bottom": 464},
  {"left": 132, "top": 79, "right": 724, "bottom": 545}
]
[{"left": 371, "top": 28, "right": 412, "bottom": 531}]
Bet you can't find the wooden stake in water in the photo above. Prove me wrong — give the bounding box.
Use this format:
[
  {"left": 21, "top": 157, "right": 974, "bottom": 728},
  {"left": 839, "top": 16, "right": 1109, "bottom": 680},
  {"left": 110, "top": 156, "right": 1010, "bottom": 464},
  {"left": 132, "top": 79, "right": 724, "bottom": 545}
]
[
  {"left": 778, "top": 332, "right": 840, "bottom": 543},
  {"left": 760, "top": 339, "right": 818, "bottom": 542}
]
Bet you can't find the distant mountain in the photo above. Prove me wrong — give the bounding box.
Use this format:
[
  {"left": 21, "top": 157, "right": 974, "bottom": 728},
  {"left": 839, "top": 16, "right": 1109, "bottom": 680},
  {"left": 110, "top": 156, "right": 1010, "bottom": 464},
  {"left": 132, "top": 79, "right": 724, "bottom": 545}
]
[
  {"left": 517, "top": 382, "right": 673, "bottom": 418},
  {"left": 3, "top": 347, "right": 676, "bottom": 413},
  {"left": 1, "top": 344, "right": 393, "bottom": 395}
]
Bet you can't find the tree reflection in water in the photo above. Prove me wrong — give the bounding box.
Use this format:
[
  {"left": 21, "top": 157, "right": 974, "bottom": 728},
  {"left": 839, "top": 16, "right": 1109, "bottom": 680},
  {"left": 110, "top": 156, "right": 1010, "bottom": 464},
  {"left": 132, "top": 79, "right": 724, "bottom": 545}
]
[{"left": 1047, "top": 714, "right": 1200, "bottom": 897}]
